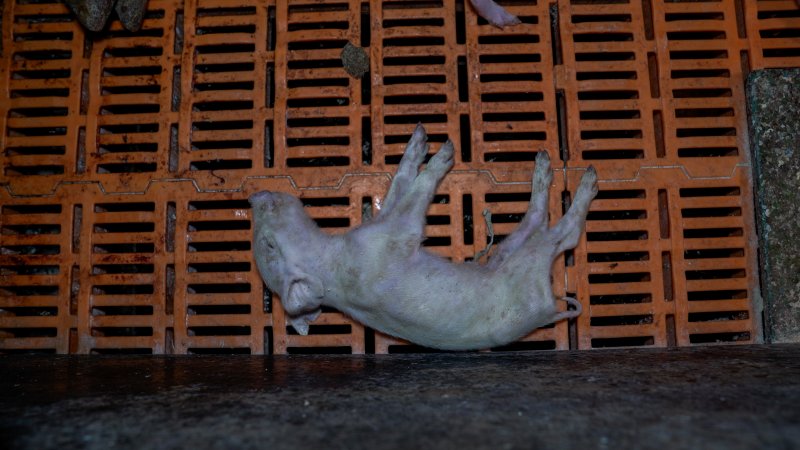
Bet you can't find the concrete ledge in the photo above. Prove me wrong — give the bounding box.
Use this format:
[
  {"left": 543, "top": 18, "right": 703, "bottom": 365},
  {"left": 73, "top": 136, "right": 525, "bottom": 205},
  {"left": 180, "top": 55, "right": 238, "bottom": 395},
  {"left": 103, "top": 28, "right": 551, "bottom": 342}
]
[
  {"left": 747, "top": 69, "right": 800, "bottom": 343},
  {"left": 2, "top": 347, "right": 799, "bottom": 449}
]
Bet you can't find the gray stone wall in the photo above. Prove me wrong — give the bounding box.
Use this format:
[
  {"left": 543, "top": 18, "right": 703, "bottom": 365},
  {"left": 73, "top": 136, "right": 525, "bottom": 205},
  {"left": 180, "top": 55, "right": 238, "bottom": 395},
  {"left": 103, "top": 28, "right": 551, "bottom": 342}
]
[{"left": 747, "top": 69, "right": 800, "bottom": 343}]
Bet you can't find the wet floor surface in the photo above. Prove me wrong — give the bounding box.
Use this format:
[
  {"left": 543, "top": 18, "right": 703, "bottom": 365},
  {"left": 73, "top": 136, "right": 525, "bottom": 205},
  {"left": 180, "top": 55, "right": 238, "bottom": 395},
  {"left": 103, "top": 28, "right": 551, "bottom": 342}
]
[{"left": 2, "top": 345, "right": 799, "bottom": 450}]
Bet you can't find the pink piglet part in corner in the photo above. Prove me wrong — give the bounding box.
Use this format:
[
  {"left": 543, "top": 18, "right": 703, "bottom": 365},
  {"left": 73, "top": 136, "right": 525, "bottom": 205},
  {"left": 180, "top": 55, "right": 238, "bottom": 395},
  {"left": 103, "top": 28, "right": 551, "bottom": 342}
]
[{"left": 469, "top": 0, "right": 522, "bottom": 28}]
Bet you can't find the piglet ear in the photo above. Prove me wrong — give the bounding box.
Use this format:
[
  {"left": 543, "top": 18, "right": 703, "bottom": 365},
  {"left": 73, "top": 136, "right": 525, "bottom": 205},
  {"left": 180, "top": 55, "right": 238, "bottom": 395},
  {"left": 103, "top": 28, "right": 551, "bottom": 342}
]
[{"left": 288, "top": 308, "right": 322, "bottom": 335}]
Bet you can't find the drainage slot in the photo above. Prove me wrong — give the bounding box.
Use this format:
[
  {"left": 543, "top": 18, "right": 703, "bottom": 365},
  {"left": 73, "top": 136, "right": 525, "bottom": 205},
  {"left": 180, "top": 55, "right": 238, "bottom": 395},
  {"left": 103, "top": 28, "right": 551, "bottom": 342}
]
[
  {"left": 460, "top": 115, "right": 472, "bottom": 163},
  {"left": 423, "top": 236, "right": 451, "bottom": 247},
  {"left": 689, "top": 332, "right": 750, "bottom": 344},
  {"left": 188, "top": 283, "right": 251, "bottom": 294},
  {"left": 662, "top": 251, "right": 674, "bottom": 302},
  {"left": 684, "top": 248, "right": 744, "bottom": 259},
  {"left": 287, "top": 97, "right": 349, "bottom": 108},
  {"left": 670, "top": 50, "right": 728, "bottom": 60},
  {"left": 479, "top": 34, "right": 540, "bottom": 45},
  {"left": 2, "top": 224, "right": 61, "bottom": 235},
  {"left": 385, "top": 94, "right": 447, "bottom": 105},
  {"left": 479, "top": 54, "right": 542, "bottom": 64},
  {"left": 92, "top": 285, "right": 155, "bottom": 295},
  {"left": 188, "top": 241, "right": 251, "bottom": 252},
  {"left": 192, "top": 140, "right": 252, "bottom": 150},
  {"left": 577, "top": 71, "right": 636, "bottom": 81},
  {"left": 685, "top": 269, "right": 746, "bottom": 280},
  {"left": 190, "top": 160, "right": 253, "bottom": 171},
  {"left": 665, "top": 12, "right": 723, "bottom": 21},
  {"left": 189, "top": 200, "right": 250, "bottom": 210},
  {"left": 286, "top": 157, "right": 349, "bottom": 167},
  {"left": 676, "top": 127, "right": 736, "bottom": 137},
  {"left": 383, "top": 55, "right": 445, "bottom": 66},
  {"left": 0, "top": 286, "right": 59, "bottom": 296},
  {"left": 481, "top": 92, "right": 544, "bottom": 102},
  {"left": 580, "top": 110, "right": 639, "bottom": 120},
  {"left": 2, "top": 245, "right": 60, "bottom": 255},
  {"left": 457, "top": 56, "right": 468, "bottom": 102},
  {"left": 480, "top": 73, "right": 542, "bottom": 83},
  {"left": 580, "top": 130, "right": 642, "bottom": 139},
  {"left": 484, "top": 132, "right": 547, "bottom": 141},
  {"left": 188, "top": 326, "right": 251, "bottom": 336},
  {"left": 94, "top": 222, "right": 155, "bottom": 233},
  {"left": 591, "top": 293, "right": 652, "bottom": 305},
  {"left": 592, "top": 336, "right": 654, "bottom": 348},
  {"left": 682, "top": 207, "right": 741, "bottom": 218},
  {"left": 492, "top": 341, "right": 557, "bottom": 352},
  {"left": 92, "top": 306, "right": 154, "bottom": 316},
  {"left": 314, "top": 218, "right": 351, "bottom": 228},
  {"left": 287, "top": 324, "right": 351, "bottom": 336},
  {"left": 591, "top": 315, "right": 653, "bottom": 326},
  {"left": 689, "top": 311, "right": 749, "bottom": 323},
  {"left": 573, "top": 33, "right": 633, "bottom": 42},
  {"left": 587, "top": 230, "right": 648, "bottom": 241},
  {"left": 287, "top": 136, "right": 350, "bottom": 147},
  {"left": 0, "top": 265, "right": 60, "bottom": 275},
  {"left": 667, "top": 31, "right": 726, "bottom": 40},
  {"left": 681, "top": 145, "right": 736, "bottom": 157},
  {"left": 587, "top": 210, "right": 646, "bottom": 220},
  {"left": 93, "top": 243, "right": 155, "bottom": 254},
  {"left": 1, "top": 328, "right": 58, "bottom": 338},
  {"left": 483, "top": 152, "right": 537, "bottom": 162},
  {"left": 575, "top": 52, "right": 635, "bottom": 62},
  {"left": 189, "top": 305, "right": 251, "bottom": 315},
  {"left": 588, "top": 251, "right": 649, "bottom": 262},
  {"left": 188, "top": 220, "right": 250, "bottom": 232},
  {"left": 193, "top": 100, "right": 253, "bottom": 111},
  {"left": 69, "top": 266, "right": 79, "bottom": 315},
  {"left": 688, "top": 290, "right": 747, "bottom": 301},
  {"left": 92, "top": 264, "right": 154, "bottom": 274},
  {"left": 97, "top": 163, "right": 157, "bottom": 173},
  {"left": 0, "top": 307, "right": 59, "bottom": 316},
  {"left": 385, "top": 114, "right": 447, "bottom": 124},
  {"left": 577, "top": 90, "right": 638, "bottom": 100},
  {"left": 683, "top": 228, "right": 743, "bottom": 239},
  {"left": 589, "top": 272, "right": 651, "bottom": 284}
]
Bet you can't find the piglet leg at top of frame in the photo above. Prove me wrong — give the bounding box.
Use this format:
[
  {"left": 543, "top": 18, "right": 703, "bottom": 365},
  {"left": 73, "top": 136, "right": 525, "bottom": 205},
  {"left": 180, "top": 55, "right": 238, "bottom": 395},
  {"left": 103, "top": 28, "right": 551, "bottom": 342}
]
[
  {"left": 380, "top": 123, "right": 429, "bottom": 216},
  {"left": 486, "top": 151, "right": 553, "bottom": 269},
  {"left": 469, "top": 0, "right": 521, "bottom": 28}
]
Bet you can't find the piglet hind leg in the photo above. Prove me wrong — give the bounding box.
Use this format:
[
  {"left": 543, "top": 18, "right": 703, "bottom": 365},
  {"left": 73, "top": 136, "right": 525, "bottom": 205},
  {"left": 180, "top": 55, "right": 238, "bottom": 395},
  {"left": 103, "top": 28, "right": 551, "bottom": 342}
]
[
  {"left": 380, "top": 123, "right": 429, "bottom": 216},
  {"left": 537, "top": 166, "right": 597, "bottom": 322},
  {"left": 486, "top": 151, "right": 553, "bottom": 269},
  {"left": 550, "top": 166, "right": 598, "bottom": 255},
  {"left": 385, "top": 140, "right": 455, "bottom": 242}
]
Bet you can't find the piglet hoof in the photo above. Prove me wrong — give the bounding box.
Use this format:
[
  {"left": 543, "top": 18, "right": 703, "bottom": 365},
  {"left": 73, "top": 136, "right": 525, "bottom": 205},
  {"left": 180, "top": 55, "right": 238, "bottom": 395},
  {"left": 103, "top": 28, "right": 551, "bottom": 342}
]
[
  {"left": 577, "top": 165, "right": 599, "bottom": 200},
  {"left": 405, "top": 123, "right": 430, "bottom": 165},
  {"left": 533, "top": 151, "right": 553, "bottom": 192},
  {"left": 427, "top": 140, "right": 455, "bottom": 175}
]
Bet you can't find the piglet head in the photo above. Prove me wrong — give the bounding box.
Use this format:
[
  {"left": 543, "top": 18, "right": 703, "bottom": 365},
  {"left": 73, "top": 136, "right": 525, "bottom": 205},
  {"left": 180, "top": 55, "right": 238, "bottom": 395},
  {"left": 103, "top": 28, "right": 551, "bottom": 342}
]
[{"left": 249, "top": 190, "right": 325, "bottom": 335}]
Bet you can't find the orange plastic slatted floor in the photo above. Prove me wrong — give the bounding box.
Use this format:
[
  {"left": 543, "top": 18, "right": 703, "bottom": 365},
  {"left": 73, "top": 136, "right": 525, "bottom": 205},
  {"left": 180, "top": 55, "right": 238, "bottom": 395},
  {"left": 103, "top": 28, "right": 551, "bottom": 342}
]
[{"left": 1, "top": 0, "right": 797, "bottom": 354}]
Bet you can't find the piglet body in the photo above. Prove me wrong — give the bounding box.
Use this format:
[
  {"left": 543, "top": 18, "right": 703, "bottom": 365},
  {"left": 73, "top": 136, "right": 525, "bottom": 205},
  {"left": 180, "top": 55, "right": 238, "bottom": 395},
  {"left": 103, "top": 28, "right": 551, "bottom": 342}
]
[{"left": 250, "top": 125, "right": 598, "bottom": 350}]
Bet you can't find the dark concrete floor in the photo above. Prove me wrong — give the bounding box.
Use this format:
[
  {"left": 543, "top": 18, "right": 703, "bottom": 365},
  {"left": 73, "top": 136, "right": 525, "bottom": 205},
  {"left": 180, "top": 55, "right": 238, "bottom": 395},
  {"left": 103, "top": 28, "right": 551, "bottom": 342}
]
[{"left": 1, "top": 345, "right": 799, "bottom": 450}]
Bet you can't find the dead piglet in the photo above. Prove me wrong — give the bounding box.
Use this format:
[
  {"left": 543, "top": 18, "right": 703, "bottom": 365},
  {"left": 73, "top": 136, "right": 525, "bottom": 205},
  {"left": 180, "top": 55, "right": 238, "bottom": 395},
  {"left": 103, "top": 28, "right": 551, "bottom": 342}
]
[{"left": 250, "top": 124, "right": 598, "bottom": 350}]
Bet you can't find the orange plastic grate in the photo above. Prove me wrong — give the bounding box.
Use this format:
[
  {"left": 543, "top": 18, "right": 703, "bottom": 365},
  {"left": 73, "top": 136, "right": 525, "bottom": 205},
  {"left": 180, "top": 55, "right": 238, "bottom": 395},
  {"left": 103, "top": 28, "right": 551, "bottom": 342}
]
[{"left": 1, "top": 0, "right": 782, "bottom": 354}]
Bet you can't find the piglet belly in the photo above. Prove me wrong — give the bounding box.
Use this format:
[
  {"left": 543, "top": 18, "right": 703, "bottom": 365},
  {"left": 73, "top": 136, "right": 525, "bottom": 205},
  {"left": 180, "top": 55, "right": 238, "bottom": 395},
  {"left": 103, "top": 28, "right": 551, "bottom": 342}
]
[{"left": 344, "top": 266, "right": 531, "bottom": 350}]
